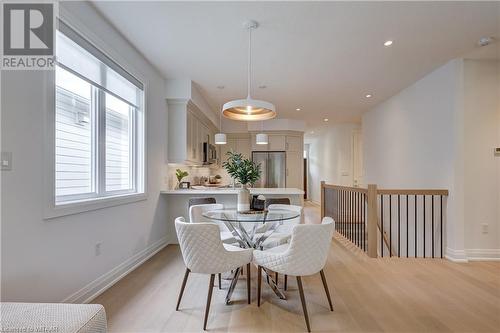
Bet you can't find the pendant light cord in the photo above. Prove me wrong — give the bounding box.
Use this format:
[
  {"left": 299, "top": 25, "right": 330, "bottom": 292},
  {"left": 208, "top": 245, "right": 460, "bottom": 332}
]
[{"left": 247, "top": 25, "right": 252, "bottom": 99}]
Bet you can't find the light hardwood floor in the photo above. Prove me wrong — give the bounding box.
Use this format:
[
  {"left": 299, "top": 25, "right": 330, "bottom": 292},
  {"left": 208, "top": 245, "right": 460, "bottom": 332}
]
[{"left": 94, "top": 202, "right": 500, "bottom": 332}]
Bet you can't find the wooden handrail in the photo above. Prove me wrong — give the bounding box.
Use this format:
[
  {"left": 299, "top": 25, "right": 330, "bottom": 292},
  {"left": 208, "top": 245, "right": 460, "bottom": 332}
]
[
  {"left": 322, "top": 183, "right": 368, "bottom": 193},
  {"left": 377, "top": 189, "right": 449, "bottom": 196}
]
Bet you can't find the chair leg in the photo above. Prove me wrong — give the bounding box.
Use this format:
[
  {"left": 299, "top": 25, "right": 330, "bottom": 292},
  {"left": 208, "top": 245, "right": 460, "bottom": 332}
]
[
  {"left": 203, "top": 274, "right": 215, "bottom": 331},
  {"left": 320, "top": 269, "right": 334, "bottom": 311},
  {"left": 176, "top": 268, "right": 190, "bottom": 311},
  {"left": 284, "top": 274, "right": 288, "bottom": 291},
  {"left": 247, "top": 263, "right": 251, "bottom": 304},
  {"left": 275, "top": 272, "right": 279, "bottom": 287},
  {"left": 218, "top": 273, "right": 222, "bottom": 290},
  {"left": 257, "top": 266, "right": 262, "bottom": 307},
  {"left": 296, "top": 276, "right": 311, "bottom": 332}
]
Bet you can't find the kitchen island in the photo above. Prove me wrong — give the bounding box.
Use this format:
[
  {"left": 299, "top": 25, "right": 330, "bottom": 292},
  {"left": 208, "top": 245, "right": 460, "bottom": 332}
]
[{"left": 162, "top": 188, "right": 304, "bottom": 243}]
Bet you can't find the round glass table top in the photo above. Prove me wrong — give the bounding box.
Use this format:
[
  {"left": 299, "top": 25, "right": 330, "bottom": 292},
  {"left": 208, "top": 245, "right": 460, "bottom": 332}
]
[{"left": 203, "top": 209, "right": 299, "bottom": 223}]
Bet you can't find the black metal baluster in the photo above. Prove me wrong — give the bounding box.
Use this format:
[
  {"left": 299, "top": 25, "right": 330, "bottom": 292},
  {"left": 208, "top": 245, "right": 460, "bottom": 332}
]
[
  {"left": 350, "top": 191, "right": 353, "bottom": 243},
  {"left": 398, "top": 195, "right": 401, "bottom": 257},
  {"left": 356, "top": 192, "right": 360, "bottom": 247},
  {"left": 440, "top": 195, "right": 443, "bottom": 258},
  {"left": 432, "top": 195, "right": 435, "bottom": 258},
  {"left": 364, "top": 193, "right": 367, "bottom": 252},
  {"left": 406, "top": 195, "right": 409, "bottom": 258},
  {"left": 423, "top": 195, "right": 426, "bottom": 258},
  {"left": 389, "top": 195, "right": 392, "bottom": 257},
  {"left": 380, "top": 195, "right": 384, "bottom": 257},
  {"left": 414, "top": 195, "right": 417, "bottom": 258}
]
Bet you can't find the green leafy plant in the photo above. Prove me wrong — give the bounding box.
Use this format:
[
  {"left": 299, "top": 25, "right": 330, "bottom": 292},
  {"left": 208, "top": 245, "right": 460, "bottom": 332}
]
[
  {"left": 175, "top": 169, "right": 189, "bottom": 183},
  {"left": 222, "top": 152, "right": 261, "bottom": 186}
]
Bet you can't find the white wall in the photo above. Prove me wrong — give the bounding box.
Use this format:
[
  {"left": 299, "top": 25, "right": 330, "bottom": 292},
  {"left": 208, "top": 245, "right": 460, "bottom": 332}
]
[
  {"left": 305, "top": 123, "right": 360, "bottom": 204},
  {"left": 362, "top": 58, "right": 500, "bottom": 260},
  {"left": 1, "top": 2, "right": 169, "bottom": 302},
  {"left": 462, "top": 59, "right": 500, "bottom": 254}
]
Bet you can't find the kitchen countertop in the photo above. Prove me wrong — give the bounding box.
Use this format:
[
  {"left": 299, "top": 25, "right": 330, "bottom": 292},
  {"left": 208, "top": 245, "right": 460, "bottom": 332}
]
[{"left": 161, "top": 187, "right": 305, "bottom": 195}]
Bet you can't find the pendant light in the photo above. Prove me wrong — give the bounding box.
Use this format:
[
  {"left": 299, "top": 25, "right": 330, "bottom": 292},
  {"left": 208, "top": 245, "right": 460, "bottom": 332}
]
[
  {"left": 256, "top": 121, "right": 268, "bottom": 145},
  {"left": 214, "top": 106, "right": 227, "bottom": 145},
  {"left": 222, "top": 20, "right": 276, "bottom": 121}
]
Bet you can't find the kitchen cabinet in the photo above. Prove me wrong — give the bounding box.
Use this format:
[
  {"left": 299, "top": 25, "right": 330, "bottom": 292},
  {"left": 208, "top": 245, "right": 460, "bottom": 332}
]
[
  {"left": 167, "top": 99, "right": 217, "bottom": 165},
  {"left": 251, "top": 134, "right": 287, "bottom": 151},
  {"left": 286, "top": 135, "right": 302, "bottom": 152},
  {"left": 286, "top": 151, "right": 303, "bottom": 189},
  {"left": 220, "top": 135, "right": 251, "bottom": 164}
]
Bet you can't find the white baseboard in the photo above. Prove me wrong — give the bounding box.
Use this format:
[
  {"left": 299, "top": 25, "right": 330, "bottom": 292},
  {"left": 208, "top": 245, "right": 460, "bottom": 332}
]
[
  {"left": 445, "top": 247, "right": 468, "bottom": 262},
  {"left": 445, "top": 247, "right": 500, "bottom": 262},
  {"left": 465, "top": 248, "right": 500, "bottom": 261},
  {"left": 62, "top": 236, "right": 169, "bottom": 304}
]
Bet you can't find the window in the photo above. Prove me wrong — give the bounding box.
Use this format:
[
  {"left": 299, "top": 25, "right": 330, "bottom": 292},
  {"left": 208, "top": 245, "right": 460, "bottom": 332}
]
[{"left": 55, "top": 21, "right": 144, "bottom": 205}]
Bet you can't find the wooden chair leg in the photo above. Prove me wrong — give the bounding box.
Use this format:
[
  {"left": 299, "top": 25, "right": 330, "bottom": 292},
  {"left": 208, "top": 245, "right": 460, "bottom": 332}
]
[
  {"left": 275, "top": 272, "right": 279, "bottom": 286},
  {"left": 296, "top": 276, "right": 311, "bottom": 332},
  {"left": 320, "top": 269, "right": 334, "bottom": 311},
  {"left": 218, "top": 273, "right": 222, "bottom": 290},
  {"left": 203, "top": 274, "right": 215, "bottom": 331},
  {"left": 284, "top": 274, "right": 288, "bottom": 291},
  {"left": 257, "top": 266, "right": 262, "bottom": 307},
  {"left": 247, "top": 263, "right": 251, "bottom": 304},
  {"left": 176, "top": 268, "right": 190, "bottom": 311}
]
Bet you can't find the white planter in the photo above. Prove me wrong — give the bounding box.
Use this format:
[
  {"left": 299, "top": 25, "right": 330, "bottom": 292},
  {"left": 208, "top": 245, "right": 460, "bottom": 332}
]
[{"left": 237, "top": 185, "right": 251, "bottom": 212}]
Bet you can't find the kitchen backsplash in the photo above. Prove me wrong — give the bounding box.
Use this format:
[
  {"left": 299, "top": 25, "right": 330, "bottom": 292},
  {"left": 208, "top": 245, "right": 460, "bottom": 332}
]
[{"left": 167, "top": 164, "right": 231, "bottom": 189}]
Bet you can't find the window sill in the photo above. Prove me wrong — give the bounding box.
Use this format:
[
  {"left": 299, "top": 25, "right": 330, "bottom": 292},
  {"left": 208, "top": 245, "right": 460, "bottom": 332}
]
[{"left": 44, "top": 192, "right": 147, "bottom": 220}]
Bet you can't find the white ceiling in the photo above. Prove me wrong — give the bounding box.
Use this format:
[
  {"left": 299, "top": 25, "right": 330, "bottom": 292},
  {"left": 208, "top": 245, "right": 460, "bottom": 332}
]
[{"left": 91, "top": 1, "right": 499, "bottom": 127}]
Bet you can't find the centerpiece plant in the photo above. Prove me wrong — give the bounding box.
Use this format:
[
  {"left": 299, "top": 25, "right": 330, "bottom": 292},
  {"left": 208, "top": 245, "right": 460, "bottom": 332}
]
[{"left": 222, "top": 152, "right": 261, "bottom": 211}]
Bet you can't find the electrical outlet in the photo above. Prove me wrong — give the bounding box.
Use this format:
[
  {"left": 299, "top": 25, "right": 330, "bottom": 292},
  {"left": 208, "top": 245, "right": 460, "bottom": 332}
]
[
  {"left": 95, "top": 242, "right": 102, "bottom": 256},
  {"left": 481, "top": 223, "right": 489, "bottom": 234},
  {"left": 1, "top": 152, "right": 12, "bottom": 171}
]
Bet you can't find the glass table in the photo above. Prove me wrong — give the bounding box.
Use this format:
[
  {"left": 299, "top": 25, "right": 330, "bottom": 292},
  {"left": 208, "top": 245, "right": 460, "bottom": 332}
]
[{"left": 203, "top": 209, "right": 300, "bottom": 304}]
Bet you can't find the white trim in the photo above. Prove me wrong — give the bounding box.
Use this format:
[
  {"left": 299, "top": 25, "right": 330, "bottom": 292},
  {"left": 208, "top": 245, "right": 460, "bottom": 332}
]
[
  {"left": 45, "top": 192, "right": 147, "bottom": 219},
  {"left": 62, "top": 236, "right": 169, "bottom": 304},
  {"left": 445, "top": 247, "right": 468, "bottom": 262},
  {"left": 465, "top": 249, "right": 500, "bottom": 261}
]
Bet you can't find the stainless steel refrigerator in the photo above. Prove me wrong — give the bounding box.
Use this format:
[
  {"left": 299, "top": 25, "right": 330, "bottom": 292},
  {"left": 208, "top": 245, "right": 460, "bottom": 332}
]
[{"left": 252, "top": 152, "right": 286, "bottom": 188}]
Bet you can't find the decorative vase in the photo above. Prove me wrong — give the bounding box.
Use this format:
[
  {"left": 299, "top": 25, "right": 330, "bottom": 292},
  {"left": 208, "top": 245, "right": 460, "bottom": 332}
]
[{"left": 237, "top": 184, "right": 251, "bottom": 212}]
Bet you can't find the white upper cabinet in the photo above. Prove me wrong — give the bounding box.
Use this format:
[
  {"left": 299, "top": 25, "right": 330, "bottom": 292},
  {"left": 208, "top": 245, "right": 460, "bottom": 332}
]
[
  {"left": 286, "top": 135, "right": 302, "bottom": 152},
  {"left": 167, "top": 100, "right": 217, "bottom": 165}
]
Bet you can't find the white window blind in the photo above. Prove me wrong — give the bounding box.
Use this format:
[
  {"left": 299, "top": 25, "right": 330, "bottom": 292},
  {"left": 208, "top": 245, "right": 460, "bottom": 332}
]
[{"left": 55, "top": 20, "right": 144, "bottom": 204}]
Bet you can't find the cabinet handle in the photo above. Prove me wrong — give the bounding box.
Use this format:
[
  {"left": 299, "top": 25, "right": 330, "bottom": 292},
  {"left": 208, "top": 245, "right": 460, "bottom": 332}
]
[
  {"left": 286, "top": 142, "right": 289, "bottom": 150},
  {"left": 286, "top": 168, "right": 289, "bottom": 177}
]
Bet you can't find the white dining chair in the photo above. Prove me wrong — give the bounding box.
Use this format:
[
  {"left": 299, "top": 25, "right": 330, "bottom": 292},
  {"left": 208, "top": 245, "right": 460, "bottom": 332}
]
[
  {"left": 175, "top": 217, "right": 253, "bottom": 331},
  {"left": 258, "top": 204, "right": 304, "bottom": 288},
  {"left": 253, "top": 217, "right": 335, "bottom": 332},
  {"left": 189, "top": 204, "right": 238, "bottom": 245}
]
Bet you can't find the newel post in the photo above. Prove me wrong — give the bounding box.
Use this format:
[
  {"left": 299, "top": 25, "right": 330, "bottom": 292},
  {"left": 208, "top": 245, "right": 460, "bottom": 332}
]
[
  {"left": 367, "top": 184, "right": 378, "bottom": 258},
  {"left": 320, "top": 181, "right": 325, "bottom": 219}
]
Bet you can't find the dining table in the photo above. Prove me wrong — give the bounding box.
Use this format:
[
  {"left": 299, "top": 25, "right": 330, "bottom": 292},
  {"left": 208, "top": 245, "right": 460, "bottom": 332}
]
[{"left": 203, "top": 209, "right": 300, "bottom": 304}]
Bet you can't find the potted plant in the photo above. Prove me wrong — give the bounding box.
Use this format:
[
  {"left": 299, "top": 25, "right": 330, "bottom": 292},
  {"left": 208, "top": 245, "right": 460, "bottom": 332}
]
[
  {"left": 223, "top": 152, "right": 261, "bottom": 211},
  {"left": 214, "top": 174, "right": 222, "bottom": 184},
  {"left": 175, "top": 169, "right": 189, "bottom": 189}
]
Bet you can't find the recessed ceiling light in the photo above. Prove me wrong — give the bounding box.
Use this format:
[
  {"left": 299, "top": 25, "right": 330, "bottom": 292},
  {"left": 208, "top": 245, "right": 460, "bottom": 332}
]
[
  {"left": 323, "top": 118, "right": 329, "bottom": 122},
  {"left": 384, "top": 40, "right": 393, "bottom": 47},
  {"left": 296, "top": 108, "right": 301, "bottom": 111},
  {"left": 365, "top": 94, "right": 372, "bottom": 98},
  {"left": 310, "top": 131, "right": 314, "bottom": 134}
]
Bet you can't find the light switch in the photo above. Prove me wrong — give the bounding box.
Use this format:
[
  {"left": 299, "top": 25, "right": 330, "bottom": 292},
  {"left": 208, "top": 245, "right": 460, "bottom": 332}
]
[{"left": 1, "top": 152, "right": 12, "bottom": 171}]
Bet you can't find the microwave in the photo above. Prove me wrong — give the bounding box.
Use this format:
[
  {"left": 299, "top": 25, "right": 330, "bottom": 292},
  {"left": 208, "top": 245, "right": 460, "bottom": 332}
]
[{"left": 203, "top": 142, "right": 217, "bottom": 164}]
